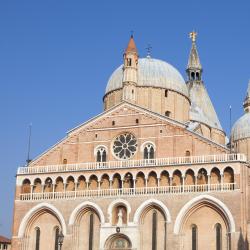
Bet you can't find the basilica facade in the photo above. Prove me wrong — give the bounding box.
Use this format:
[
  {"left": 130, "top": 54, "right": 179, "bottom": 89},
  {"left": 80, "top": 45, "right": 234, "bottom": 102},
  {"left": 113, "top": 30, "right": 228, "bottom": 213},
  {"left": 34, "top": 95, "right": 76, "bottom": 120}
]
[{"left": 12, "top": 33, "right": 250, "bottom": 250}]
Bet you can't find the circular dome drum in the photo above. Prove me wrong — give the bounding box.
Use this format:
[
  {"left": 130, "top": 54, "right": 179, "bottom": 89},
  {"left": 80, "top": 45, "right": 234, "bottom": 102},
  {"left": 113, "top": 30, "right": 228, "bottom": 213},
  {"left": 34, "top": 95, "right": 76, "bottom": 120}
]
[{"left": 105, "top": 57, "right": 189, "bottom": 97}]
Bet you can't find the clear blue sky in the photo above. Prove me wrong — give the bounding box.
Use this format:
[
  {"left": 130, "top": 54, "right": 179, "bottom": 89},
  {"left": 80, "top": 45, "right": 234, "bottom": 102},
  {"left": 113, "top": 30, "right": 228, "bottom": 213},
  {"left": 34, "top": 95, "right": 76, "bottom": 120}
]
[{"left": 0, "top": 0, "right": 249, "bottom": 237}]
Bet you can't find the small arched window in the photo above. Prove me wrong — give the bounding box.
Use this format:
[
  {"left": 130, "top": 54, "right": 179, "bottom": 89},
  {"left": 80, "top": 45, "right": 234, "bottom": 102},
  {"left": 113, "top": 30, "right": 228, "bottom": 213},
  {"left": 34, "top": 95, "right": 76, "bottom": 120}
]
[
  {"left": 127, "top": 58, "right": 132, "bottom": 66},
  {"left": 54, "top": 227, "right": 59, "bottom": 250},
  {"left": 165, "top": 89, "right": 168, "bottom": 97},
  {"left": 185, "top": 150, "right": 191, "bottom": 156},
  {"left": 63, "top": 159, "right": 67, "bottom": 164},
  {"left": 196, "top": 72, "right": 200, "bottom": 80},
  {"left": 96, "top": 147, "right": 107, "bottom": 162},
  {"left": 35, "top": 227, "right": 40, "bottom": 250},
  {"left": 191, "top": 72, "right": 195, "bottom": 81},
  {"left": 152, "top": 210, "right": 157, "bottom": 250},
  {"left": 191, "top": 224, "right": 197, "bottom": 250},
  {"left": 165, "top": 111, "right": 171, "bottom": 117},
  {"left": 215, "top": 223, "right": 222, "bottom": 250},
  {"left": 143, "top": 144, "right": 155, "bottom": 159}
]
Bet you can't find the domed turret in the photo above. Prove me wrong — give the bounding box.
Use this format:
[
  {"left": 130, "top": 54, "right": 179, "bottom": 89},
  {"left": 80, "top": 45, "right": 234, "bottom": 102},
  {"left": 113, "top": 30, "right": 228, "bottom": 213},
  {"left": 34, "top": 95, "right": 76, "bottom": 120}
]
[
  {"left": 103, "top": 36, "right": 190, "bottom": 123},
  {"left": 231, "top": 81, "right": 250, "bottom": 159}
]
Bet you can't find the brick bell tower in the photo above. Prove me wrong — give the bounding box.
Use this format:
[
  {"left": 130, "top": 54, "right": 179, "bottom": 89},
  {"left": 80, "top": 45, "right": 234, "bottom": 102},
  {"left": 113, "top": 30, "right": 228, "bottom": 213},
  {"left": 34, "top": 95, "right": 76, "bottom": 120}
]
[{"left": 122, "top": 34, "right": 138, "bottom": 103}]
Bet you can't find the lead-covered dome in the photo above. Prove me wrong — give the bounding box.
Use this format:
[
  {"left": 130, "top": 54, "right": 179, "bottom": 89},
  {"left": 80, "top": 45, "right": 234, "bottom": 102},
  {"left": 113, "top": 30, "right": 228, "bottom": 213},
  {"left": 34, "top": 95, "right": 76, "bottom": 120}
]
[
  {"left": 231, "top": 113, "right": 250, "bottom": 141},
  {"left": 105, "top": 57, "right": 189, "bottom": 97}
]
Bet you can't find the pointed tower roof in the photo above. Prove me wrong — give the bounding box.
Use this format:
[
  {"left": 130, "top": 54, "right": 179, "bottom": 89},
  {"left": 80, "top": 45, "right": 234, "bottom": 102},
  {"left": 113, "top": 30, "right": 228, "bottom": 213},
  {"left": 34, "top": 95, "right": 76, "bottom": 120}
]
[
  {"left": 187, "top": 31, "right": 202, "bottom": 70},
  {"left": 187, "top": 31, "right": 223, "bottom": 131},
  {"left": 125, "top": 35, "right": 138, "bottom": 54}
]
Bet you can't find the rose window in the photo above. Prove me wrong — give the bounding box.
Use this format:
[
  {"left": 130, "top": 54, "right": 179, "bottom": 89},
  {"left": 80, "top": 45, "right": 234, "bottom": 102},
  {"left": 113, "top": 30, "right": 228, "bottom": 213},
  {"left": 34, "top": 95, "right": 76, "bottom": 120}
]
[{"left": 113, "top": 133, "right": 137, "bottom": 159}]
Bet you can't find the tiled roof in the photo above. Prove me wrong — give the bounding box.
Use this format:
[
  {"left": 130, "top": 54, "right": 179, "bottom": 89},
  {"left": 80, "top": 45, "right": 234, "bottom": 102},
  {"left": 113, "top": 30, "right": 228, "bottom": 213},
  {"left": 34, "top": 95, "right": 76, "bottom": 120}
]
[{"left": 0, "top": 235, "right": 11, "bottom": 244}]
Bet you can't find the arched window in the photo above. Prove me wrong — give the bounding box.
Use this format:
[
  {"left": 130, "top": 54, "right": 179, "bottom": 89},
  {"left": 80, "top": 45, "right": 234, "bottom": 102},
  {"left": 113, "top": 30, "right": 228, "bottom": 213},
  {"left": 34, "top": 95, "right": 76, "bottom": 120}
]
[
  {"left": 152, "top": 210, "right": 157, "bottom": 250},
  {"left": 165, "top": 111, "right": 171, "bottom": 117},
  {"left": 165, "top": 89, "right": 168, "bottom": 97},
  {"left": 196, "top": 72, "right": 200, "bottom": 80},
  {"left": 127, "top": 58, "right": 132, "bottom": 66},
  {"left": 191, "top": 224, "right": 197, "bottom": 250},
  {"left": 35, "top": 227, "right": 40, "bottom": 250},
  {"left": 63, "top": 158, "right": 67, "bottom": 164},
  {"left": 143, "top": 143, "right": 155, "bottom": 159},
  {"left": 89, "top": 213, "right": 94, "bottom": 250},
  {"left": 96, "top": 147, "right": 107, "bottom": 162},
  {"left": 191, "top": 72, "right": 195, "bottom": 81},
  {"left": 54, "top": 227, "right": 59, "bottom": 250},
  {"left": 215, "top": 223, "right": 222, "bottom": 250}
]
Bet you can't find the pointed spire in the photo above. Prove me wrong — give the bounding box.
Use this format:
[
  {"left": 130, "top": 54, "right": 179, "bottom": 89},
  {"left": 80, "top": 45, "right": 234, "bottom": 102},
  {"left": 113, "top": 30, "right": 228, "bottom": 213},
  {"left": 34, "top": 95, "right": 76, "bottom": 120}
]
[
  {"left": 186, "top": 31, "right": 202, "bottom": 82},
  {"left": 122, "top": 34, "right": 139, "bottom": 103},
  {"left": 125, "top": 34, "right": 138, "bottom": 54},
  {"left": 243, "top": 80, "right": 250, "bottom": 113},
  {"left": 187, "top": 31, "right": 202, "bottom": 70}
]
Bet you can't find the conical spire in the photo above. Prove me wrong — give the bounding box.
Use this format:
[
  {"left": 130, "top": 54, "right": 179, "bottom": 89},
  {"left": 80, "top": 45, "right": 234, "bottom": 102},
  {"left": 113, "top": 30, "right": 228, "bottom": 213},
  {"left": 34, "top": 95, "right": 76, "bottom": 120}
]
[
  {"left": 243, "top": 80, "right": 250, "bottom": 113},
  {"left": 186, "top": 31, "right": 202, "bottom": 81},
  {"left": 187, "top": 31, "right": 223, "bottom": 132},
  {"left": 122, "top": 34, "right": 138, "bottom": 103},
  {"left": 187, "top": 31, "right": 202, "bottom": 70},
  {"left": 125, "top": 34, "right": 138, "bottom": 54}
]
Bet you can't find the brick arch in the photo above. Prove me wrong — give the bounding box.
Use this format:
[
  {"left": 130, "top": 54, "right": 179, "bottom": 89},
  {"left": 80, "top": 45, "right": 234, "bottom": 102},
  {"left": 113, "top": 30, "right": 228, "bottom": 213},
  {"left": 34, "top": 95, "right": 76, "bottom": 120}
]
[
  {"left": 174, "top": 194, "right": 235, "bottom": 234},
  {"left": 69, "top": 201, "right": 105, "bottom": 225},
  {"left": 18, "top": 203, "right": 67, "bottom": 238},
  {"left": 133, "top": 199, "right": 171, "bottom": 224}
]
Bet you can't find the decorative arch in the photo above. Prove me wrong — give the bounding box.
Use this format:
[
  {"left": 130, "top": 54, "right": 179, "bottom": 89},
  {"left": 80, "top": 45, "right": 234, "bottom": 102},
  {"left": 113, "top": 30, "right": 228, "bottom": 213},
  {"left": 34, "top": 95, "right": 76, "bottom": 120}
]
[
  {"left": 104, "top": 233, "right": 132, "bottom": 249},
  {"left": 18, "top": 203, "right": 67, "bottom": 238},
  {"left": 133, "top": 199, "right": 171, "bottom": 224},
  {"left": 173, "top": 194, "right": 236, "bottom": 235},
  {"left": 107, "top": 199, "right": 132, "bottom": 224},
  {"left": 69, "top": 201, "right": 105, "bottom": 225},
  {"left": 94, "top": 144, "right": 108, "bottom": 156},
  {"left": 140, "top": 141, "right": 156, "bottom": 152}
]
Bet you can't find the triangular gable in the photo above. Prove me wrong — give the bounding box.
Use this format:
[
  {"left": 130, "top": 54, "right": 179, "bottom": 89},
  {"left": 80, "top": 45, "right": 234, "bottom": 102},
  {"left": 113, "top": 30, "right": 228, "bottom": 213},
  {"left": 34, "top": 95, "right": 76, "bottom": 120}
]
[{"left": 29, "top": 101, "right": 228, "bottom": 167}]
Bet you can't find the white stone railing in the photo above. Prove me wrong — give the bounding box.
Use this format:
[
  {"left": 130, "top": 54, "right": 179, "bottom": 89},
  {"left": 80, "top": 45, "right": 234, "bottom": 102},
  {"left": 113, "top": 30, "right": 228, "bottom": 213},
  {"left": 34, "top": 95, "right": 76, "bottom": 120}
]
[
  {"left": 19, "top": 183, "right": 238, "bottom": 201},
  {"left": 17, "top": 153, "right": 246, "bottom": 175}
]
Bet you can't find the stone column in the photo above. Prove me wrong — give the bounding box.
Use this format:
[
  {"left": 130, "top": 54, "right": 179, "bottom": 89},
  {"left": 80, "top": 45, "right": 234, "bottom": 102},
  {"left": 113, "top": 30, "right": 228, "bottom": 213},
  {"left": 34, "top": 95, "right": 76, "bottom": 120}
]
[{"left": 207, "top": 175, "right": 211, "bottom": 191}]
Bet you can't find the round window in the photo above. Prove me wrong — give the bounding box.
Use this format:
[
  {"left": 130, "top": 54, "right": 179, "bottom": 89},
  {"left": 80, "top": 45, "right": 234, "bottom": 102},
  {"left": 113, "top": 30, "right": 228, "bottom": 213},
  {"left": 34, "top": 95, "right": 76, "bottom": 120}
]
[{"left": 113, "top": 133, "right": 137, "bottom": 160}]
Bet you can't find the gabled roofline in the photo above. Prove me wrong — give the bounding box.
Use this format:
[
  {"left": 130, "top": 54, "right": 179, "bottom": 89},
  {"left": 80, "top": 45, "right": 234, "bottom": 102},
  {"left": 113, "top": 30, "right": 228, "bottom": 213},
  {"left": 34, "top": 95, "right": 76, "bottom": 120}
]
[{"left": 28, "top": 101, "right": 228, "bottom": 167}]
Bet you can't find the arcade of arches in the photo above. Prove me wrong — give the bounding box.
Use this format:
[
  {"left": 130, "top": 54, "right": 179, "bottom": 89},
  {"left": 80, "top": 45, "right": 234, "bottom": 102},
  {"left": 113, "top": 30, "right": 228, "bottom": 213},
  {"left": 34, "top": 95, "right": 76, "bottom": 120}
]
[{"left": 19, "top": 198, "right": 233, "bottom": 250}]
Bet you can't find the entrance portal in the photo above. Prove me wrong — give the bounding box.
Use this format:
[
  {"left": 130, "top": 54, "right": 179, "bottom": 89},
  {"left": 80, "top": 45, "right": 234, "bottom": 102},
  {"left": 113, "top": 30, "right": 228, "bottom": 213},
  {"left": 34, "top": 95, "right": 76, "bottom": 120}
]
[{"left": 105, "top": 233, "right": 132, "bottom": 250}]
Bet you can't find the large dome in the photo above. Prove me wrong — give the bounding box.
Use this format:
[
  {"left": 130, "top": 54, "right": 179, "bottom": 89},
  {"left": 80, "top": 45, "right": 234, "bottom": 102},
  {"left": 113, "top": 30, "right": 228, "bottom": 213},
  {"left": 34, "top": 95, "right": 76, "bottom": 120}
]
[
  {"left": 105, "top": 57, "right": 188, "bottom": 97},
  {"left": 231, "top": 113, "right": 250, "bottom": 141}
]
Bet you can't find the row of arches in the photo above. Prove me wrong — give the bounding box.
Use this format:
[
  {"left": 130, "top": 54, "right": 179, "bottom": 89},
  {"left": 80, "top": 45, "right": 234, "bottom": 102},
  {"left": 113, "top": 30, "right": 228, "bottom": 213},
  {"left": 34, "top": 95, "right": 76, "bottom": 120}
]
[
  {"left": 18, "top": 196, "right": 235, "bottom": 250},
  {"left": 21, "top": 167, "right": 235, "bottom": 194}
]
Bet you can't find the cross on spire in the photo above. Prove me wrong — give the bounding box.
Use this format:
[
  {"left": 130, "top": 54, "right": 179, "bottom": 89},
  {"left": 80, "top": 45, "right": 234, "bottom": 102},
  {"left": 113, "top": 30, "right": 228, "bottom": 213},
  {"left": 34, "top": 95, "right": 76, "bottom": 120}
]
[{"left": 189, "top": 31, "right": 197, "bottom": 42}]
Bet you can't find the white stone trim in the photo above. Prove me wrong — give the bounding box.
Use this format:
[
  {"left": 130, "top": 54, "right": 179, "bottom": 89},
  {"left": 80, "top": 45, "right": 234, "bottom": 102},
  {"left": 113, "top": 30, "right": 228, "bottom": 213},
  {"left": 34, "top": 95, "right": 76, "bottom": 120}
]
[
  {"left": 140, "top": 141, "right": 156, "bottom": 152},
  {"left": 133, "top": 199, "right": 171, "bottom": 224},
  {"left": 69, "top": 201, "right": 105, "bottom": 225},
  {"left": 94, "top": 145, "right": 108, "bottom": 157},
  {"left": 173, "top": 194, "right": 236, "bottom": 234},
  {"left": 107, "top": 199, "right": 131, "bottom": 224},
  {"left": 18, "top": 202, "right": 67, "bottom": 238}
]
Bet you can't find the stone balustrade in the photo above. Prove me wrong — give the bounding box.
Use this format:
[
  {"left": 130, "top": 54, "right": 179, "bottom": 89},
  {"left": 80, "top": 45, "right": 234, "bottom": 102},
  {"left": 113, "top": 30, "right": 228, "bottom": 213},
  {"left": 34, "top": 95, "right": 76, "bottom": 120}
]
[
  {"left": 17, "top": 153, "right": 246, "bottom": 175},
  {"left": 19, "top": 183, "right": 237, "bottom": 201}
]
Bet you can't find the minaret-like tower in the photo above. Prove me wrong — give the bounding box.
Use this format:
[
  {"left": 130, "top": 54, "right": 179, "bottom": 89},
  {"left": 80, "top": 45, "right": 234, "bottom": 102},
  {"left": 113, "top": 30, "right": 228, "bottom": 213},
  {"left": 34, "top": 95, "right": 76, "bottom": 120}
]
[
  {"left": 122, "top": 34, "right": 138, "bottom": 103},
  {"left": 186, "top": 31, "right": 225, "bottom": 144},
  {"left": 186, "top": 31, "right": 202, "bottom": 82}
]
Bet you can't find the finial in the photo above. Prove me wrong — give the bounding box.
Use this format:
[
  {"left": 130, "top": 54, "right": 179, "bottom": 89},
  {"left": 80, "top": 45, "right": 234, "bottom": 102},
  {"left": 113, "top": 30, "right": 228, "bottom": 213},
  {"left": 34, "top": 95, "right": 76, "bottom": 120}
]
[
  {"left": 189, "top": 30, "right": 197, "bottom": 43},
  {"left": 130, "top": 30, "right": 134, "bottom": 38},
  {"left": 146, "top": 44, "right": 152, "bottom": 58}
]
